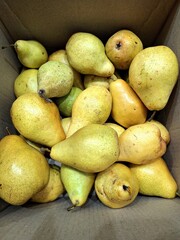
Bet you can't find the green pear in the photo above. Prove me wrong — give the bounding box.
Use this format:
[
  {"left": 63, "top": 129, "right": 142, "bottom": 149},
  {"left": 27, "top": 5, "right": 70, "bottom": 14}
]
[
  {"left": 118, "top": 123, "right": 167, "bottom": 164},
  {"left": 55, "top": 87, "right": 82, "bottom": 117},
  {"left": 31, "top": 165, "right": 65, "bottom": 203},
  {"left": 105, "top": 29, "right": 143, "bottom": 70},
  {"left": 130, "top": 157, "right": 178, "bottom": 198},
  {"left": 37, "top": 61, "right": 74, "bottom": 99},
  {"left": 0, "top": 135, "right": 50, "bottom": 205},
  {"left": 14, "top": 69, "right": 38, "bottom": 97},
  {"left": 48, "top": 49, "right": 84, "bottom": 90},
  {"left": 95, "top": 163, "right": 139, "bottom": 208},
  {"left": 14, "top": 40, "right": 48, "bottom": 68},
  {"left": 61, "top": 164, "right": 95, "bottom": 209},
  {"left": 129, "top": 45, "right": 179, "bottom": 111},
  {"left": 66, "top": 32, "right": 115, "bottom": 77},
  {"left": 10, "top": 92, "right": 66, "bottom": 147},
  {"left": 84, "top": 74, "right": 117, "bottom": 89},
  {"left": 50, "top": 124, "right": 120, "bottom": 173}
]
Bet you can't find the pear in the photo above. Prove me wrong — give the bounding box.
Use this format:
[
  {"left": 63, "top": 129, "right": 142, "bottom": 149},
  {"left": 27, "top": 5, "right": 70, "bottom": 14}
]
[
  {"left": 109, "top": 79, "right": 148, "bottom": 128},
  {"left": 129, "top": 45, "right": 179, "bottom": 111},
  {"left": 145, "top": 120, "right": 170, "bottom": 144},
  {"left": 61, "top": 117, "right": 71, "bottom": 136},
  {"left": 0, "top": 135, "right": 50, "bottom": 205},
  {"left": 130, "top": 157, "right": 178, "bottom": 198},
  {"left": 104, "top": 122, "right": 125, "bottom": 138},
  {"left": 48, "top": 49, "right": 84, "bottom": 90},
  {"left": 37, "top": 61, "right": 74, "bottom": 99},
  {"left": 31, "top": 165, "right": 65, "bottom": 203},
  {"left": 10, "top": 92, "right": 66, "bottom": 147},
  {"left": 66, "top": 86, "right": 112, "bottom": 137},
  {"left": 50, "top": 124, "right": 120, "bottom": 173},
  {"left": 95, "top": 163, "right": 139, "bottom": 208},
  {"left": 48, "top": 49, "right": 69, "bottom": 64},
  {"left": 14, "top": 40, "right": 48, "bottom": 68},
  {"left": 61, "top": 164, "right": 95, "bottom": 209},
  {"left": 118, "top": 123, "right": 167, "bottom": 164},
  {"left": 14, "top": 69, "right": 38, "bottom": 97},
  {"left": 55, "top": 87, "right": 82, "bottom": 117},
  {"left": 66, "top": 32, "right": 115, "bottom": 77},
  {"left": 105, "top": 29, "right": 143, "bottom": 70},
  {"left": 84, "top": 74, "right": 117, "bottom": 89}
]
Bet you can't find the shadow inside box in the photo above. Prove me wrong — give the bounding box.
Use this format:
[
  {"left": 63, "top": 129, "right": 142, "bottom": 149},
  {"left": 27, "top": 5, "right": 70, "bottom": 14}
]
[{"left": 22, "top": 194, "right": 68, "bottom": 209}]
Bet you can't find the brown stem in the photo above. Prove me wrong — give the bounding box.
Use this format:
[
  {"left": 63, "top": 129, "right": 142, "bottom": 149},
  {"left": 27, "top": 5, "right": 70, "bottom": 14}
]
[
  {"left": 38, "top": 89, "right": 52, "bottom": 103},
  {"left": 40, "top": 147, "right": 51, "bottom": 153},
  {"left": 147, "top": 110, "right": 157, "bottom": 121},
  {"left": 67, "top": 200, "right": 79, "bottom": 211},
  {"left": 1, "top": 44, "right": 14, "bottom": 49},
  {"left": 176, "top": 191, "right": 180, "bottom": 197},
  {"left": 5, "top": 127, "right": 11, "bottom": 135}
]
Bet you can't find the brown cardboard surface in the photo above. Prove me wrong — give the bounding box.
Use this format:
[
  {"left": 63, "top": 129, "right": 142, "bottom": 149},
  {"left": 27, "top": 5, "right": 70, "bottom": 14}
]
[
  {"left": 0, "top": 195, "right": 180, "bottom": 240},
  {"left": 0, "top": 0, "right": 176, "bottom": 49},
  {"left": 0, "top": 0, "right": 180, "bottom": 239}
]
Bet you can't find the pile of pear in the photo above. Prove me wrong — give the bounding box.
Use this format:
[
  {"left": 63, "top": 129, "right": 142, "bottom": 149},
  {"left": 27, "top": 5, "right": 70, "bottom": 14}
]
[{"left": 0, "top": 29, "right": 179, "bottom": 210}]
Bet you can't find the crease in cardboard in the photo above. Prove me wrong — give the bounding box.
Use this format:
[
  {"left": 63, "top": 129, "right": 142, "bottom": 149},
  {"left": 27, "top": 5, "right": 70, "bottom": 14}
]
[
  {"left": 140, "top": 0, "right": 175, "bottom": 45},
  {"left": 0, "top": 0, "right": 33, "bottom": 42}
]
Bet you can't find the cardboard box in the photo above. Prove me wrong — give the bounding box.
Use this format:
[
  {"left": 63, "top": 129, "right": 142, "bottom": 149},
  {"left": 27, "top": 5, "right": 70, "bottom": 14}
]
[{"left": 0, "top": 0, "right": 179, "bottom": 239}]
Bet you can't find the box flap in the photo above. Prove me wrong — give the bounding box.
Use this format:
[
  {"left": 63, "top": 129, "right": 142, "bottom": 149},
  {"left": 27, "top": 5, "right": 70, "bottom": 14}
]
[{"left": 0, "top": 0, "right": 176, "bottom": 50}]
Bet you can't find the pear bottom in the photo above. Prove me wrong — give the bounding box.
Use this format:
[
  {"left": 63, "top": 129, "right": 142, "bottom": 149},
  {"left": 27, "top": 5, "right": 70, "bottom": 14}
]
[{"left": 95, "top": 163, "right": 139, "bottom": 208}]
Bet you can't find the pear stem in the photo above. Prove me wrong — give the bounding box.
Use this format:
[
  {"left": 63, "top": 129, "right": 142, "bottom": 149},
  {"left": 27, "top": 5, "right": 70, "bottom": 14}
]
[
  {"left": 1, "top": 44, "right": 14, "bottom": 49},
  {"left": 40, "top": 147, "right": 51, "bottom": 153},
  {"left": 147, "top": 110, "right": 157, "bottom": 121},
  {"left": 67, "top": 204, "right": 77, "bottom": 211},
  {"left": 176, "top": 191, "right": 180, "bottom": 197},
  {"left": 38, "top": 89, "right": 52, "bottom": 103},
  {"left": 5, "top": 127, "right": 11, "bottom": 135},
  {"left": 67, "top": 200, "right": 79, "bottom": 211}
]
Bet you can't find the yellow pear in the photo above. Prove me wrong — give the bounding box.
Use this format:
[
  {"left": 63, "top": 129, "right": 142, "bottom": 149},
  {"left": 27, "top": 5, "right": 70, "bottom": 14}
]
[
  {"left": 31, "top": 165, "right": 65, "bottom": 203},
  {"left": 129, "top": 45, "right": 179, "bottom": 111},
  {"left": 84, "top": 74, "right": 117, "bottom": 89},
  {"left": 14, "top": 40, "right": 48, "bottom": 68},
  {"left": 105, "top": 29, "right": 143, "bottom": 70},
  {"left": 104, "top": 122, "right": 125, "bottom": 138},
  {"left": 61, "top": 117, "right": 71, "bottom": 136},
  {"left": 61, "top": 164, "right": 95, "bottom": 209},
  {"left": 130, "top": 157, "right": 178, "bottom": 198},
  {"left": 95, "top": 163, "right": 139, "bottom": 208},
  {"left": 48, "top": 49, "right": 69, "bottom": 64},
  {"left": 48, "top": 49, "right": 84, "bottom": 90},
  {"left": 0, "top": 135, "right": 50, "bottom": 205},
  {"left": 66, "top": 32, "right": 115, "bottom": 77},
  {"left": 109, "top": 79, "right": 148, "bottom": 128},
  {"left": 50, "top": 124, "right": 120, "bottom": 173},
  {"left": 14, "top": 69, "right": 38, "bottom": 97},
  {"left": 145, "top": 120, "right": 170, "bottom": 144},
  {"left": 66, "top": 86, "right": 112, "bottom": 137},
  {"left": 118, "top": 123, "right": 167, "bottom": 164},
  {"left": 10, "top": 92, "right": 65, "bottom": 147}
]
